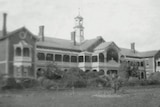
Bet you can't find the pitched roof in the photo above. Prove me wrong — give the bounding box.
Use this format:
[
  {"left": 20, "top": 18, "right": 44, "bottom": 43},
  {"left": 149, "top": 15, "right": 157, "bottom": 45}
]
[
  {"left": 37, "top": 36, "right": 104, "bottom": 52},
  {"left": 120, "top": 48, "right": 139, "bottom": 57},
  {"left": 120, "top": 47, "right": 159, "bottom": 58},
  {"left": 0, "top": 27, "right": 38, "bottom": 41},
  {"left": 94, "top": 42, "right": 113, "bottom": 50},
  {"left": 138, "top": 50, "right": 158, "bottom": 57},
  {"left": 80, "top": 36, "right": 104, "bottom": 51},
  {"left": 37, "top": 37, "right": 81, "bottom": 51}
]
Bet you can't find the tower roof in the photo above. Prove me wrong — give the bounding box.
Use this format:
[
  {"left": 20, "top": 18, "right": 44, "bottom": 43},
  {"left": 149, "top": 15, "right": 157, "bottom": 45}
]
[{"left": 74, "top": 15, "right": 83, "bottom": 20}]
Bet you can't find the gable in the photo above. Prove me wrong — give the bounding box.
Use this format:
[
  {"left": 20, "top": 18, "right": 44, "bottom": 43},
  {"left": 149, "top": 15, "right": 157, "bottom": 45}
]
[
  {"left": 81, "top": 36, "right": 105, "bottom": 52},
  {"left": 0, "top": 27, "right": 38, "bottom": 41},
  {"left": 94, "top": 41, "right": 120, "bottom": 52}
]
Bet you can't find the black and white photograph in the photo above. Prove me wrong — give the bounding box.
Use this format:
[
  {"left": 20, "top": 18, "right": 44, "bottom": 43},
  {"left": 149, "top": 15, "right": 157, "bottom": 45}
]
[{"left": 0, "top": 0, "right": 160, "bottom": 107}]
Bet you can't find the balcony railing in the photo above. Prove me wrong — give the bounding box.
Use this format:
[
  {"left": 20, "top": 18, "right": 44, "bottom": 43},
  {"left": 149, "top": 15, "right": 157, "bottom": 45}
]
[{"left": 14, "top": 56, "right": 31, "bottom": 62}]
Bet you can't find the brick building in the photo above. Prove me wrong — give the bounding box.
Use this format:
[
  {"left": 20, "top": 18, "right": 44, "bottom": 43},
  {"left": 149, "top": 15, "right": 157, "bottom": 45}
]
[{"left": 0, "top": 13, "right": 160, "bottom": 79}]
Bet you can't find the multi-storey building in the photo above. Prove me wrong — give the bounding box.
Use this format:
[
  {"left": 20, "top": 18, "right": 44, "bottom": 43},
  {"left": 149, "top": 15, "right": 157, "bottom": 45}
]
[{"left": 0, "top": 13, "right": 160, "bottom": 79}]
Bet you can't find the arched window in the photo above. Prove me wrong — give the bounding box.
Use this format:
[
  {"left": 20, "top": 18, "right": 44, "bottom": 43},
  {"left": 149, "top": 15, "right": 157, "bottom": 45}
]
[
  {"left": 16, "top": 47, "right": 21, "bottom": 56},
  {"left": 23, "top": 47, "right": 30, "bottom": 57},
  {"left": 92, "top": 56, "right": 97, "bottom": 62},
  {"left": 63, "top": 55, "right": 70, "bottom": 62},
  {"left": 107, "top": 48, "right": 118, "bottom": 62},
  {"left": 55, "top": 54, "right": 62, "bottom": 61},
  {"left": 37, "top": 53, "right": 45, "bottom": 60},
  {"left": 99, "top": 53, "right": 104, "bottom": 62},
  {"left": 46, "top": 54, "right": 53, "bottom": 61}
]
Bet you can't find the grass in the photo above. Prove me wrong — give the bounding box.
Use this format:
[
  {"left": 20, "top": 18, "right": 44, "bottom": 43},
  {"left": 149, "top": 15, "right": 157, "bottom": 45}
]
[{"left": 0, "top": 86, "right": 160, "bottom": 107}]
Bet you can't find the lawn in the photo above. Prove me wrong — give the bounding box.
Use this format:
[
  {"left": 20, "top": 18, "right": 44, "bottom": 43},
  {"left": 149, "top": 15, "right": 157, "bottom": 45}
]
[{"left": 0, "top": 86, "right": 160, "bottom": 107}]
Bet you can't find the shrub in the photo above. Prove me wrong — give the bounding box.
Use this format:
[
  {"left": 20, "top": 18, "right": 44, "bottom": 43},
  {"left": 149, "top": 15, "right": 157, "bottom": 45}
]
[
  {"left": 1, "top": 77, "right": 22, "bottom": 90},
  {"left": 125, "top": 77, "right": 140, "bottom": 86},
  {"left": 148, "top": 72, "right": 160, "bottom": 82},
  {"left": 17, "top": 78, "right": 39, "bottom": 88}
]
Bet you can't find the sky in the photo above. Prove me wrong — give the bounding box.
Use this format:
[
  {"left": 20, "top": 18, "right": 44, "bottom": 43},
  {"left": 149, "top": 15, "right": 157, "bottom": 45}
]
[{"left": 0, "top": 0, "right": 160, "bottom": 51}]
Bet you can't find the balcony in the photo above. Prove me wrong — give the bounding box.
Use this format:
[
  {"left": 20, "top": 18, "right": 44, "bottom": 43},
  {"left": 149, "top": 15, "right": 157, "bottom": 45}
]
[
  {"left": 14, "top": 56, "right": 31, "bottom": 62},
  {"left": 78, "top": 62, "right": 92, "bottom": 68}
]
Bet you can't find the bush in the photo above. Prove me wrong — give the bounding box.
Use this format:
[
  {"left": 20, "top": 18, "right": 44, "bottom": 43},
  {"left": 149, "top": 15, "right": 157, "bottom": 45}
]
[
  {"left": 148, "top": 72, "right": 160, "bottom": 82},
  {"left": 17, "top": 78, "right": 39, "bottom": 88},
  {"left": 125, "top": 77, "right": 140, "bottom": 86},
  {"left": 1, "top": 77, "right": 22, "bottom": 90}
]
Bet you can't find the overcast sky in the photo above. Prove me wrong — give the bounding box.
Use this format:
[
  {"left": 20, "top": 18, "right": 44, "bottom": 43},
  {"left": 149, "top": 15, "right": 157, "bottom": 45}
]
[{"left": 0, "top": 0, "right": 160, "bottom": 51}]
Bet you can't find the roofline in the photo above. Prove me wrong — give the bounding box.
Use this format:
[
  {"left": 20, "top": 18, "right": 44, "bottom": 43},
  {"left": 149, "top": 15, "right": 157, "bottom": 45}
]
[
  {"left": 37, "top": 45, "right": 81, "bottom": 52},
  {"left": 0, "top": 26, "right": 38, "bottom": 41}
]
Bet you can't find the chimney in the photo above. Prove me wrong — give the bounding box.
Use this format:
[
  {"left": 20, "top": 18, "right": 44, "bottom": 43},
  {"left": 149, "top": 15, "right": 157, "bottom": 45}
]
[
  {"left": 131, "top": 42, "right": 135, "bottom": 53},
  {"left": 71, "top": 31, "right": 76, "bottom": 45},
  {"left": 39, "top": 26, "right": 44, "bottom": 41},
  {"left": 2, "top": 13, "right": 7, "bottom": 36}
]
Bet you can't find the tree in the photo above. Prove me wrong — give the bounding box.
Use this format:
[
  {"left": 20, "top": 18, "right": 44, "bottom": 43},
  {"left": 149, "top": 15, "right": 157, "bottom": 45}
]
[{"left": 118, "top": 60, "right": 139, "bottom": 80}]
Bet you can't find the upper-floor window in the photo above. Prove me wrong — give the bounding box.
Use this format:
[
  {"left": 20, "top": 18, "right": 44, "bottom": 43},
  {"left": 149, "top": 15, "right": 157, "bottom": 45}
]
[
  {"left": 37, "top": 53, "right": 45, "bottom": 60},
  {"left": 55, "top": 54, "right": 62, "bottom": 61},
  {"left": 107, "top": 48, "right": 118, "bottom": 62},
  {"left": 46, "top": 54, "right": 53, "bottom": 61},
  {"left": 23, "top": 48, "right": 30, "bottom": 57},
  {"left": 92, "top": 56, "right": 97, "bottom": 62},
  {"left": 16, "top": 47, "right": 21, "bottom": 56},
  {"left": 141, "top": 62, "right": 144, "bottom": 67},
  {"left": 146, "top": 60, "right": 149, "bottom": 66},
  {"left": 63, "top": 55, "right": 70, "bottom": 62},
  {"left": 79, "top": 56, "right": 83, "bottom": 62},
  {"left": 158, "top": 62, "right": 160, "bottom": 66},
  {"left": 99, "top": 53, "right": 104, "bottom": 62},
  {"left": 85, "top": 56, "right": 90, "bottom": 62},
  {"left": 71, "top": 56, "right": 77, "bottom": 62}
]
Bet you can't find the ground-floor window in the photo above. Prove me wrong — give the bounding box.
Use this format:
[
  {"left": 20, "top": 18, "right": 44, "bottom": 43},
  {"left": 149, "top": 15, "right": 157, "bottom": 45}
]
[{"left": 14, "top": 65, "right": 31, "bottom": 78}]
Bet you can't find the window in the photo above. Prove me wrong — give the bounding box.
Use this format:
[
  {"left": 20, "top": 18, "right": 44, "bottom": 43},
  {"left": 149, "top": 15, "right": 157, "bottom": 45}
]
[
  {"left": 141, "top": 62, "right": 144, "bottom": 67},
  {"left": 99, "top": 53, "right": 104, "bottom": 62},
  {"left": 78, "top": 56, "right": 83, "bottom": 62},
  {"left": 63, "top": 55, "right": 70, "bottom": 62},
  {"left": 146, "top": 60, "right": 149, "bottom": 66},
  {"left": 158, "top": 62, "right": 160, "bottom": 66},
  {"left": 16, "top": 47, "right": 21, "bottom": 56},
  {"left": 107, "top": 49, "right": 118, "bottom": 62},
  {"left": 37, "top": 53, "right": 45, "bottom": 60},
  {"left": 71, "top": 56, "right": 77, "bottom": 62},
  {"left": 23, "top": 67, "right": 28, "bottom": 77},
  {"left": 15, "top": 67, "right": 22, "bottom": 77},
  {"left": 46, "top": 54, "right": 53, "bottom": 61},
  {"left": 85, "top": 56, "right": 90, "bottom": 62},
  {"left": 23, "top": 47, "right": 30, "bottom": 57},
  {"left": 55, "top": 54, "right": 62, "bottom": 61},
  {"left": 92, "top": 56, "right": 97, "bottom": 62}
]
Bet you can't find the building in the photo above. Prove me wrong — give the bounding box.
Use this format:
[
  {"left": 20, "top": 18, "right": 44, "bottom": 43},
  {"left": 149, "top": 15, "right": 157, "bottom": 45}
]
[{"left": 0, "top": 13, "right": 160, "bottom": 79}]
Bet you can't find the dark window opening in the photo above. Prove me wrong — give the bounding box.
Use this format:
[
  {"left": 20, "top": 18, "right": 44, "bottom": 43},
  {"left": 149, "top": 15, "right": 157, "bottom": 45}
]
[
  {"left": 23, "top": 48, "right": 30, "bottom": 57},
  {"left": 85, "top": 56, "right": 90, "bottom": 62},
  {"left": 16, "top": 47, "right": 21, "bottom": 56},
  {"left": 107, "top": 49, "right": 118, "bottom": 62},
  {"left": 141, "top": 62, "right": 144, "bottom": 67},
  {"left": 158, "top": 62, "right": 160, "bottom": 66},
  {"left": 92, "top": 56, "right": 97, "bottom": 62},
  {"left": 99, "top": 53, "right": 104, "bottom": 62},
  {"left": 55, "top": 54, "right": 62, "bottom": 61},
  {"left": 63, "top": 55, "right": 70, "bottom": 62},
  {"left": 71, "top": 56, "right": 77, "bottom": 62},
  {"left": 46, "top": 54, "right": 53, "bottom": 61},
  {"left": 79, "top": 56, "right": 83, "bottom": 62},
  {"left": 37, "top": 53, "right": 45, "bottom": 60}
]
